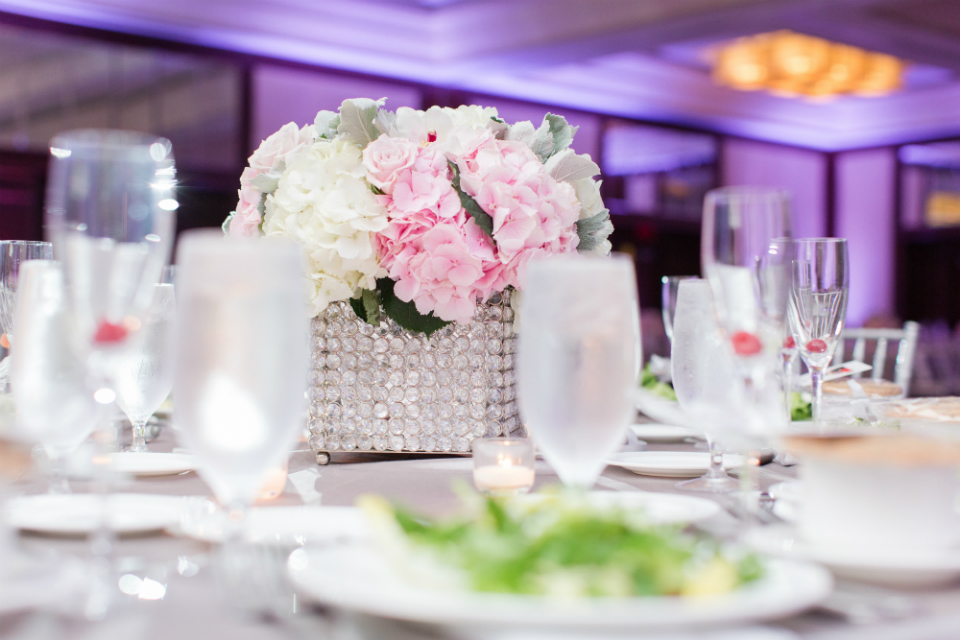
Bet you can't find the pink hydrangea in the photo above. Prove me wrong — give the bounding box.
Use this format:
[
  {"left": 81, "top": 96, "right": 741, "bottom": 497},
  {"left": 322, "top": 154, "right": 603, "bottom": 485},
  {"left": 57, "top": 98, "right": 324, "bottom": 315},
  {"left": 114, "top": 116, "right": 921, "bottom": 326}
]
[
  {"left": 229, "top": 122, "right": 316, "bottom": 238},
  {"left": 371, "top": 137, "right": 581, "bottom": 323}
]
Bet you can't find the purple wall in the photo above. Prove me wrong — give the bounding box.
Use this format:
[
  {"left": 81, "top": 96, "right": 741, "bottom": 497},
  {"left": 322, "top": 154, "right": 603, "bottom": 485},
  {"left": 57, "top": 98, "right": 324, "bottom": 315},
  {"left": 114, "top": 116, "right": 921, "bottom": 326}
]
[
  {"left": 721, "top": 138, "right": 827, "bottom": 239},
  {"left": 251, "top": 65, "right": 423, "bottom": 152},
  {"left": 835, "top": 147, "right": 897, "bottom": 327}
]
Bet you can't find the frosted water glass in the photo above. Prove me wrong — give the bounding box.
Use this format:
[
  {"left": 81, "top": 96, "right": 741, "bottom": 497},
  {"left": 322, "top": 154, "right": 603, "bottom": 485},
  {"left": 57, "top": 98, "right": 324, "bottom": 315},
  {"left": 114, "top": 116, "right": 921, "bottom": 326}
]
[
  {"left": 671, "top": 280, "right": 743, "bottom": 489},
  {"left": 9, "top": 261, "right": 97, "bottom": 457},
  {"left": 114, "top": 283, "right": 176, "bottom": 452},
  {"left": 518, "top": 254, "right": 640, "bottom": 489},
  {"left": 0, "top": 241, "right": 53, "bottom": 343},
  {"left": 661, "top": 275, "right": 696, "bottom": 344},
  {"left": 174, "top": 231, "right": 308, "bottom": 510}
]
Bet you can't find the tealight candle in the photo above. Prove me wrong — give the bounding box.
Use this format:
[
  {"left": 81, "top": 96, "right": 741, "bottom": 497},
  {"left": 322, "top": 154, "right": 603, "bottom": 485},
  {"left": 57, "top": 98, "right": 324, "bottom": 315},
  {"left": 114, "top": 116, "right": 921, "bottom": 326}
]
[{"left": 472, "top": 438, "right": 535, "bottom": 496}]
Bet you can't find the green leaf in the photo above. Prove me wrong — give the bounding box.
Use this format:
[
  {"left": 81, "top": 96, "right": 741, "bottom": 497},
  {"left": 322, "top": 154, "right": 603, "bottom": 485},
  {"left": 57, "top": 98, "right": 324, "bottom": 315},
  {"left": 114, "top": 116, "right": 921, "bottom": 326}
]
[
  {"left": 490, "top": 116, "right": 505, "bottom": 124},
  {"left": 543, "top": 113, "right": 578, "bottom": 156},
  {"left": 349, "top": 288, "right": 383, "bottom": 326},
  {"left": 221, "top": 211, "right": 235, "bottom": 234},
  {"left": 448, "top": 161, "right": 495, "bottom": 238},
  {"left": 378, "top": 278, "right": 451, "bottom": 337},
  {"left": 544, "top": 149, "right": 600, "bottom": 184},
  {"left": 337, "top": 98, "right": 386, "bottom": 149},
  {"left": 315, "top": 110, "right": 340, "bottom": 139},
  {"left": 249, "top": 160, "right": 285, "bottom": 194}
]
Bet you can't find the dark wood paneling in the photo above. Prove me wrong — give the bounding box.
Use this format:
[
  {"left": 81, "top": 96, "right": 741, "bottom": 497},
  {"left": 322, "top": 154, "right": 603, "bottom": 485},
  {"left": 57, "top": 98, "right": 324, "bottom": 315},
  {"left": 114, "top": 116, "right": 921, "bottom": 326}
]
[{"left": 0, "top": 150, "right": 46, "bottom": 241}]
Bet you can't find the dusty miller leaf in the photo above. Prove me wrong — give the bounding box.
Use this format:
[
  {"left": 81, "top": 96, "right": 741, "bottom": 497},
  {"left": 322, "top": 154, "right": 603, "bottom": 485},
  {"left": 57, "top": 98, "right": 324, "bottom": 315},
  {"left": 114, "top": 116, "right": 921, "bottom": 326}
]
[
  {"left": 576, "top": 210, "right": 611, "bottom": 253},
  {"left": 448, "top": 160, "right": 494, "bottom": 238},
  {"left": 376, "top": 109, "right": 397, "bottom": 137},
  {"left": 544, "top": 149, "right": 600, "bottom": 184},
  {"left": 221, "top": 211, "right": 235, "bottom": 234},
  {"left": 528, "top": 121, "right": 556, "bottom": 162},
  {"left": 543, "top": 113, "right": 578, "bottom": 156},
  {"left": 337, "top": 98, "right": 386, "bottom": 149},
  {"left": 315, "top": 110, "right": 340, "bottom": 140},
  {"left": 505, "top": 121, "right": 537, "bottom": 149},
  {"left": 378, "top": 278, "right": 450, "bottom": 337},
  {"left": 249, "top": 159, "right": 285, "bottom": 194}
]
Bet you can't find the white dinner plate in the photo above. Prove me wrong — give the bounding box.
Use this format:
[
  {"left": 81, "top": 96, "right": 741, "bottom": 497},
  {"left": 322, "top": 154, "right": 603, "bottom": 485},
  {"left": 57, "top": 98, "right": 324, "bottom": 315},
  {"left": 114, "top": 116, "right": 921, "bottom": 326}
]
[
  {"left": 745, "top": 525, "right": 960, "bottom": 587},
  {"left": 173, "top": 503, "right": 372, "bottom": 546},
  {"left": 607, "top": 452, "right": 746, "bottom": 478},
  {"left": 288, "top": 544, "right": 832, "bottom": 634},
  {"left": 110, "top": 452, "right": 198, "bottom": 477},
  {"left": 517, "top": 491, "right": 720, "bottom": 525},
  {"left": 629, "top": 423, "right": 701, "bottom": 443},
  {"left": 6, "top": 493, "right": 198, "bottom": 535}
]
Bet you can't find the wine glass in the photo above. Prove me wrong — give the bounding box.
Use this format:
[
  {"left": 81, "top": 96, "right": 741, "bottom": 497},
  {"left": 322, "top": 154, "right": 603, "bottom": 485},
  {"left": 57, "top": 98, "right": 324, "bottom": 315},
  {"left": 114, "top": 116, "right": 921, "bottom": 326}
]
[
  {"left": 44, "top": 129, "right": 175, "bottom": 620},
  {"left": 173, "top": 231, "right": 308, "bottom": 529},
  {"left": 671, "top": 278, "right": 741, "bottom": 492},
  {"left": 114, "top": 270, "right": 176, "bottom": 453},
  {"left": 701, "top": 187, "right": 792, "bottom": 442},
  {"left": 787, "top": 238, "right": 849, "bottom": 425},
  {"left": 661, "top": 275, "right": 696, "bottom": 344},
  {"left": 517, "top": 253, "right": 640, "bottom": 489},
  {"left": 9, "top": 260, "right": 98, "bottom": 491}
]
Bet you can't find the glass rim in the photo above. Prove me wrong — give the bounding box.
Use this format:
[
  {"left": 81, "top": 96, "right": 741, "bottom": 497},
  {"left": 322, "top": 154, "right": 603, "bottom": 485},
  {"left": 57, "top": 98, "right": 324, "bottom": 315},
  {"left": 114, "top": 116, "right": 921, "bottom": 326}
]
[
  {"left": 792, "top": 237, "right": 847, "bottom": 244},
  {"left": 705, "top": 186, "right": 791, "bottom": 200},
  {"left": 661, "top": 275, "right": 698, "bottom": 284},
  {"left": 0, "top": 240, "right": 51, "bottom": 246},
  {"left": 48, "top": 129, "right": 173, "bottom": 160}
]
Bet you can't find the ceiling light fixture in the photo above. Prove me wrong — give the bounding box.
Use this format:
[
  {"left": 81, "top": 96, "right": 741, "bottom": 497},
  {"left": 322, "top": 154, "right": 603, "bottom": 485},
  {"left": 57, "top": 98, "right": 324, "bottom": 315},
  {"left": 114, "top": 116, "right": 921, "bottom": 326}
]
[{"left": 712, "top": 30, "right": 904, "bottom": 100}]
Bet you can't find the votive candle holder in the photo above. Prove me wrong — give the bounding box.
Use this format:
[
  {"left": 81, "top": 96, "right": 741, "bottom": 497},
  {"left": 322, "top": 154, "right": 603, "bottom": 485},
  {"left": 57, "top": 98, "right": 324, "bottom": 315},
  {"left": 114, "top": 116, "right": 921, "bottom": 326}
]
[{"left": 472, "top": 437, "right": 535, "bottom": 496}]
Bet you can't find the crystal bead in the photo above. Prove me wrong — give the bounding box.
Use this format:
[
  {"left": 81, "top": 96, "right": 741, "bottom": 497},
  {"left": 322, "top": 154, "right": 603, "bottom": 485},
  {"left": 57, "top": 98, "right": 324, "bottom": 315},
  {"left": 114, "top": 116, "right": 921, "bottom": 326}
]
[
  {"left": 374, "top": 419, "right": 388, "bottom": 434},
  {"left": 357, "top": 336, "right": 373, "bottom": 352},
  {"left": 326, "top": 370, "right": 341, "bottom": 385},
  {"left": 373, "top": 386, "right": 388, "bottom": 402},
  {"left": 342, "top": 337, "right": 357, "bottom": 353},
  {"left": 358, "top": 435, "right": 373, "bottom": 450},
  {"left": 455, "top": 437, "right": 471, "bottom": 452},
  {"left": 342, "top": 354, "right": 357, "bottom": 369},
  {"left": 421, "top": 370, "right": 437, "bottom": 386},
  {"left": 342, "top": 370, "right": 357, "bottom": 385},
  {"left": 358, "top": 386, "right": 373, "bottom": 402},
  {"left": 487, "top": 420, "right": 503, "bottom": 436},
  {"left": 373, "top": 403, "right": 388, "bottom": 419},
  {"left": 389, "top": 420, "right": 404, "bottom": 436},
  {"left": 327, "top": 338, "right": 341, "bottom": 352},
  {"left": 388, "top": 387, "right": 404, "bottom": 402},
  {"left": 454, "top": 421, "right": 470, "bottom": 436},
  {"left": 325, "top": 385, "right": 341, "bottom": 401},
  {"left": 373, "top": 369, "right": 389, "bottom": 385},
  {"left": 421, "top": 354, "right": 436, "bottom": 368},
  {"left": 403, "top": 419, "right": 420, "bottom": 436},
  {"left": 388, "top": 402, "right": 405, "bottom": 418},
  {"left": 420, "top": 419, "right": 437, "bottom": 435},
  {"left": 454, "top": 403, "right": 468, "bottom": 419},
  {"left": 405, "top": 354, "right": 420, "bottom": 369},
  {"left": 357, "top": 370, "right": 373, "bottom": 385},
  {"left": 454, "top": 388, "right": 469, "bottom": 403},
  {"left": 388, "top": 371, "right": 404, "bottom": 386},
  {"left": 422, "top": 403, "right": 438, "bottom": 419},
  {"left": 341, "top": 435, "right": 357, "bottom": 451},
  {"left": 405, "top": 388, "right": 420, "bottom": 403},
  {"left": 405, "top": 339, "right": 422, "bottom": 354},
  {"left": 420, "top": 387, "right": 437, "bottom": 402},
  {"left": 471, "top": 421, "right": 487, "bottom": 437},
  {"left": 389, "top": 435, "right": 404, "bottom": 451},
  {"left": 358, "top": 419, "right": 374, "bottom": 435},
  {"left": 438, "top": 387, "right": 453, "bottom": 402},
  {"left": 470, "top": 403, "right": 486, "bottom": 419},
  {"left": 438, "top": 436, "right": 453, "bottom": 452},
  {"left": 343, "top": 404, "right": 357, "bottom": 419},
  {"left": 485, "top": 356, "right": 503, "bottom": 371},
  {"left": 373, "top": 436, "right": 388, "bottom": 451},
  {"left": 326, "top": 435, "right": 341, "bottom": 449},
  {"left": 374, "top": 338, "right": 389, "bottom": 353},
  {"left": 437, "top": 354, "right": 453, "bottom": 368},
  {"left": 439, "top": 338, "right": 453, "bottom": 352},
  {"left": 439, "top": 403, "right": 453, "bottom": 418},
  {"left": 405, "top": 436, "right": 420, "bottom": 451},
  {"left": 389, "top": 338, "right": 404, "bottom": 353},
  {"left": 421, "top": 436, "right": 437, "bottom": 452},
  {"left": 358, "top": 402, "right": 373, "bottom": 418},
  {"left": 341, "top": 386, "right": 357, "bottom": 402},
  {"left": 469, "top": 387, "right": 485, "bottom": 403},
  {"left": 324, "top": 403, "right": 341, "bottom": 418},
  {"left": 486, "top": 404, "right": 503, "bottom": 419},
  {"left": 438, "top": 420, "right": 453, "bottom": 435},
  {"left": 406, "top": 371, "right": 420, "bottom": 386},
  {"left": 454, "top": 337, "right": 469, "bottom": 353},
  {"left": 468, "top": 355, "right": 484, "bottom": 370}
]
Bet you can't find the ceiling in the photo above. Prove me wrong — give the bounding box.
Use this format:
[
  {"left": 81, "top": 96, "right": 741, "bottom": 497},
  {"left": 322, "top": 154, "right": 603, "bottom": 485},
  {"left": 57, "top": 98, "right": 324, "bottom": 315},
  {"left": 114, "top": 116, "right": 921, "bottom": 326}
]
[{"left": 2, "top": 0, "right": 960, "bottom": 150}]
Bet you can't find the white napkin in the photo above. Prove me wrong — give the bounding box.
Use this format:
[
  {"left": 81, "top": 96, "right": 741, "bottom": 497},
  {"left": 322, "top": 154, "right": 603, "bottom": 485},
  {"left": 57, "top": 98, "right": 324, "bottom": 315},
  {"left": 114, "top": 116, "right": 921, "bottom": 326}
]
[{"left": 287, "top": 466, "right": 323, "bottom": 505}]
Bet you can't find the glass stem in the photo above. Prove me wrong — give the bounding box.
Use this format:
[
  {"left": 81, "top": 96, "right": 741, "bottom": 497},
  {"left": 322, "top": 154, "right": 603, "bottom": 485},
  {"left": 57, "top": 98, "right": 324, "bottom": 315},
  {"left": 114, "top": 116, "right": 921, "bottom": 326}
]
[
  {"left": 706, "top": 437, "right": 725, "bottom": 478},
  {"left": 781, "top": 351, "right": 793, "bottom": 423},
  {"left": 810, "top": 365, "right": 824, "bottom": 426},
  {"left": 129, "top": 420, "right": 149, "bottom": 453}
]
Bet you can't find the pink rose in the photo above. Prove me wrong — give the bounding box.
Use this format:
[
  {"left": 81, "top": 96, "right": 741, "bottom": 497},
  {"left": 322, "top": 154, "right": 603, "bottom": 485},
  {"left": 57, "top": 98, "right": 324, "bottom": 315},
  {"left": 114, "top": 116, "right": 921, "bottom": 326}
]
[
  {"left": 362, "top": 135, "right": 419, "bottom": 193},
  {"left": 229, "top": 169, "right": 264, "bottom": 238}
]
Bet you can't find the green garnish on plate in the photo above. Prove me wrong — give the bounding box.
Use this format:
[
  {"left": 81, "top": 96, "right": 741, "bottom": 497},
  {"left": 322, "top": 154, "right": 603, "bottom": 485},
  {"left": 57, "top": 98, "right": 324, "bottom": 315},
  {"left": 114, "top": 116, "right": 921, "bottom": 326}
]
[
  {"left": 789, "top": 391, "right": 812, "bottom": 421},
  {"left": 640, "top": 364, "right": 678, "bottom": 402},
  {"left": 360, "top": 490, "right": 762, "bottom": 598}
]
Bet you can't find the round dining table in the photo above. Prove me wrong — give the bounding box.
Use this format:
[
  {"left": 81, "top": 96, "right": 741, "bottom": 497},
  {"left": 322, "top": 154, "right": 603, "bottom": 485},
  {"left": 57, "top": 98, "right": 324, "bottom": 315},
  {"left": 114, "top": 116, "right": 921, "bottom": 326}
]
[{"left": 3, "top": 425, "right": 960, "bottom": 640}]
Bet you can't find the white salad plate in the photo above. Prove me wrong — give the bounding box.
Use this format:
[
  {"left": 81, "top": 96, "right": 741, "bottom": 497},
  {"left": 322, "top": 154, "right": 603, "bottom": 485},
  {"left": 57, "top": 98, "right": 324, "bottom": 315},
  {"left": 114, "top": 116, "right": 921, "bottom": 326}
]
[
  {"left": 288, "top": 544, "right": 832, "bottom": 634},
  {"left": 634, "top": 388, "right": 689, "bottom": 427},
  {"left": 607, "top": 452, "right": 746, "bottom": 478},
  {"left": 629, "top": 423, "right": 701, "bottom": 443},
  {"left": 6, "top": 493, "right": 197, "bottom": 535},
  {"left": 110, "top": 452, "right": 198, "bottom": 477},
  {"left": 745, "top": 525, "right": 960, "bottom": 587},
  {"left": 173, "top": 504, "right": 372, "bottom": 546},
  {"left": 518, "top": 491, "right": 720, "bottom": 525}
]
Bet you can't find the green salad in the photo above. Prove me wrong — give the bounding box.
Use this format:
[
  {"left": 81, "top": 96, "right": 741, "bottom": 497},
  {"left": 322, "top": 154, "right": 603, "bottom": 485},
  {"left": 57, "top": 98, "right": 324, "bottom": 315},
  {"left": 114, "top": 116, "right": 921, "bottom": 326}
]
[
  {"left": 789, "top": 391, "right": 812, "bottom": 421},
  {"left": 640, "top": 364, "right": 678, "bottom": 402},
  {"left": 360, "top": 490, "right": 762, "bottom": 598}
]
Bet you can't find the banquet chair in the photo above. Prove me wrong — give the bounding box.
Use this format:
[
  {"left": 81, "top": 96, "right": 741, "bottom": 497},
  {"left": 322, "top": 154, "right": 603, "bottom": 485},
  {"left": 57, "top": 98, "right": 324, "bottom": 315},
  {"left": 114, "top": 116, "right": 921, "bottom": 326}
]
[{"left": 831, "top": 321, "right": 921, "bottom": 396}]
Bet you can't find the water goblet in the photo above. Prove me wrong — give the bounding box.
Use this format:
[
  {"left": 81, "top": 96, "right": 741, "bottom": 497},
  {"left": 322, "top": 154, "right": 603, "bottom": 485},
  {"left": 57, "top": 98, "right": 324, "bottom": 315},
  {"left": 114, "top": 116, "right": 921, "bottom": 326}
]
[
  {"left": 661, "top": 275, "right": 696, "bottom": 344},
  {"left": 787, "top": 238, "right": 849, "bottom": 425},
  {"left": 518, "top": 254, "right": 640, "bottom": 489},
  {"left": 701, "top": 187, "right": 792, "bottom": 442},
  {"left": 0, "top": 241, "right": 53, "bottom": 387},
  {"left": 173, "top": 231, "right": 308, "bottom": 533}
]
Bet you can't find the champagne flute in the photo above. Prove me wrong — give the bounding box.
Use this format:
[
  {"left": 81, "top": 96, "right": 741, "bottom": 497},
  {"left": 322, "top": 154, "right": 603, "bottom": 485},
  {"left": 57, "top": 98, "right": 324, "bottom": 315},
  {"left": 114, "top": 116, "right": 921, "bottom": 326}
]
[
  {"left": 701, "top": 187, "right": 792, "bottom": 442},
  {"left": 671, "top": 279, "right": 741, "bottom": 492},
  {"left": 114, "top": 271, "right": 176, "bottom": 453},
  {"left": 787, "top": 238, "right": 849, "bottom": 425},
  {"left": 174, "top": 231, "right": 308, "bottom": 535},
  {"left": 518, "top": 254, "right": 640, "bottom": 489}
]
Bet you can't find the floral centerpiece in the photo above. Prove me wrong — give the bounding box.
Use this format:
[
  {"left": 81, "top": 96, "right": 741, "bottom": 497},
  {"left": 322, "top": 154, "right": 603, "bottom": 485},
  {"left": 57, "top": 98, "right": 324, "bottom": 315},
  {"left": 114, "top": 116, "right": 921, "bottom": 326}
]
[
  {"left": 223, "top": 99, "right": 613, "bottom": 457},
  {"left": 224, "top": 98, "right": 612, "bottom": 333}
]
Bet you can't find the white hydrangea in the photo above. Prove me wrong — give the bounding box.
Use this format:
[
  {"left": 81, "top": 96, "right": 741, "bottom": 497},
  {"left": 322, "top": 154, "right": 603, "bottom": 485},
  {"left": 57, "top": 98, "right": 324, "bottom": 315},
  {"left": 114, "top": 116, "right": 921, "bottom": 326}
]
[{"left": 262, "top": 137, "right": 388, "bottom": 315}]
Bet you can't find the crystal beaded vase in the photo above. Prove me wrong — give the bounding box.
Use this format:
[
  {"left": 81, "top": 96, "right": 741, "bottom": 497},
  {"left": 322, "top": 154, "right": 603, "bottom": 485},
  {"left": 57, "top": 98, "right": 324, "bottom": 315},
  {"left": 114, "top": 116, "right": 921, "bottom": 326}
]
[{"left": 307, "top": 290, "right": 523, "bottom": 460}]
